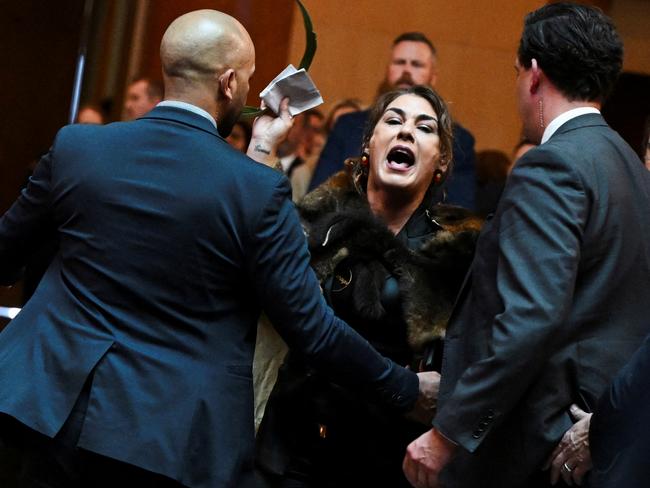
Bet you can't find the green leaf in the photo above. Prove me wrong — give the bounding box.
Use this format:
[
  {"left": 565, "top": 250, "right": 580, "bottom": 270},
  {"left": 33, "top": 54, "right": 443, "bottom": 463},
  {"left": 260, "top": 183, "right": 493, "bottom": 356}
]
[
  {"left": 240, "top": 0, "right": 317, "bottom": 118},
  {"left": 296, "top": 0, "right": 317, "bottom": 71},
  {"left": 240, "top": 106, "right": 267, "bottom": 118}
]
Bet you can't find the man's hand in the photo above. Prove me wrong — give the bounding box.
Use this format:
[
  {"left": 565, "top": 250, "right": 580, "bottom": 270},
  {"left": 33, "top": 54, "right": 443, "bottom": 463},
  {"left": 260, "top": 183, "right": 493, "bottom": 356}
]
[
  {"left": 403, "top": 428, "right": 456, "bottom": 488},
  {"left": 545, "top": 404, "right": 593, "bottom": 486},
  {"left": 246, "top": 97, "right": 293, "bottom": 166},
  {"left": 407, "top": 371, "right": 441, "bottom": 425}
]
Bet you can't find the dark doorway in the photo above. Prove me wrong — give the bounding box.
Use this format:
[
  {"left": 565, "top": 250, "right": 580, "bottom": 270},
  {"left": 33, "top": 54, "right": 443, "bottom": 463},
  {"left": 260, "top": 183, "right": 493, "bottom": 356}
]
[{"left": 602, "top": 71, "right": 650, "bottom": 161}]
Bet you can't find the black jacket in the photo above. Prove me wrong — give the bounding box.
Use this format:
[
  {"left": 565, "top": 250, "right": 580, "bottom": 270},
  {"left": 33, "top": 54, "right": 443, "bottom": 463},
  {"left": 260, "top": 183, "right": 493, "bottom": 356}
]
[
  {"left": 257, "top": 171, "right": 481, "bottom": 486},
  {"left": 589, "top": 333, "right": 650, "bottom": 487}
]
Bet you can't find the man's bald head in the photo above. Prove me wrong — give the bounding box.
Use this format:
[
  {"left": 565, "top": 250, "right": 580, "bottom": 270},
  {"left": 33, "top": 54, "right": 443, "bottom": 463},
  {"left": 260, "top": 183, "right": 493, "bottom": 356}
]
[
  {"left": 160, "top": 9, "right": 255, "bottom": 136},
  {"left": 161, "top": 10, "right": 253, "bottom": 83}
]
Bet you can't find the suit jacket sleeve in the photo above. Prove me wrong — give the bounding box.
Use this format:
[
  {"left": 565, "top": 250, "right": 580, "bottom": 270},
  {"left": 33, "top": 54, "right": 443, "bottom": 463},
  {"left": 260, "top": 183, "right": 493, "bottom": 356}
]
[
  {"left": 434, "top": 146, "right": 588, "bottom": 452},
  {"left": 589, "top": 333, "right": 650, "bottom": 469},
  {"left": 247, "top": 176, "right": 418, "bottom": 412},
  {"left": 0, "top": 145, "right": 56, "bottom": 285}
]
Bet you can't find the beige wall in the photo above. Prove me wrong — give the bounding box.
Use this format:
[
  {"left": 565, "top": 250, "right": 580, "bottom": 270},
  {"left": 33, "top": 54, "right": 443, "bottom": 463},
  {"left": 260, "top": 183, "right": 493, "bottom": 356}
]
[
  {"left": 286, "top": 0, "right": 545, "bottom": 156},
  {"left": 610, "top": 0, "right": 650, "bottom": 75},
  {"left": 285, "top": 0, "right": 649, "bottom": 156}
]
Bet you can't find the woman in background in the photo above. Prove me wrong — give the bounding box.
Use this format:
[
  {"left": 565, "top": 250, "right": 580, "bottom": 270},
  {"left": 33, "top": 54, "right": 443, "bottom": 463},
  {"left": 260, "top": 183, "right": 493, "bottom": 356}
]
[{"left": 324, "top": 98, "right": 362, "bottom": 133}]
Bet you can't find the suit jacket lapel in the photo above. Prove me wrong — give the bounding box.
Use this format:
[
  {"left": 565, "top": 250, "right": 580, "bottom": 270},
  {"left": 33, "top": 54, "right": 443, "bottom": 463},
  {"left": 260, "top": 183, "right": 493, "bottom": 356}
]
[{"left": 447, "top": 268, "right": 472, "bottom": 328}]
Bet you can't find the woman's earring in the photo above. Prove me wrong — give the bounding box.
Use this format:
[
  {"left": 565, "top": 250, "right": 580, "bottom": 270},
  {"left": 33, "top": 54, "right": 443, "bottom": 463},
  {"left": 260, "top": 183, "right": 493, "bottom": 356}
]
[
  {"left": 433, "top": 169, "right": 444, "bottom": 185},
  {"left": 360, "top": 153, "right": 369, "bottom": 167}
]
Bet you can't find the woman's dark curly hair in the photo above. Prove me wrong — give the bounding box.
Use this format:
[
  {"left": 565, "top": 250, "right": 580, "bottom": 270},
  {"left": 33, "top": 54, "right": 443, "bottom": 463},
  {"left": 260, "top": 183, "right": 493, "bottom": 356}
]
[
  {"left": 518, "top": 2, "right": 623, "bottom": 102},
  {"left": 349, "top": 85, "right": 453, "bottom": 195}
]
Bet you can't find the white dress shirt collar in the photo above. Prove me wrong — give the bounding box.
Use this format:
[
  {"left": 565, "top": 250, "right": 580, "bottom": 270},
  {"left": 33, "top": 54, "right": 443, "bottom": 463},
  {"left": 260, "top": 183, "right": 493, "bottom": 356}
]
[
  {"left": 541, "top": 106, "right": 600, "bottom": 144},
  {"left": 156, "top": 100, "right": 217, "bottom": 129}
]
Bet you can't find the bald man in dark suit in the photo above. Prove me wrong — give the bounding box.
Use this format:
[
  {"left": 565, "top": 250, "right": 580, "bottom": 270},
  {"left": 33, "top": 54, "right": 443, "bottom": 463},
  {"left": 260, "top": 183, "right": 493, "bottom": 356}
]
[{"left": 0, "top": 9, "right": 431, "bottom": 488}]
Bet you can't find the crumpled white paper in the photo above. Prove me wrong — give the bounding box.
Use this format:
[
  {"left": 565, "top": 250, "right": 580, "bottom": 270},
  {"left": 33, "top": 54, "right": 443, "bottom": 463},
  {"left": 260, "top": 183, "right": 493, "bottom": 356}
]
[{"left": 260, "top": 64, "right": 324, "bottom": 117}]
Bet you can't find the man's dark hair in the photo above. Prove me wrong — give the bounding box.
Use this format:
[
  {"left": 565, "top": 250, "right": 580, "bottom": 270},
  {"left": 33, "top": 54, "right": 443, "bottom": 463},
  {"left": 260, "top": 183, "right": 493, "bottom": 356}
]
[
  {"left": 518, "top": 2, "right": 623, "bottom": 102},
  {"left": 132, "top": 77, "right": 164, "bottom": 100},
  {"left": 393, "top": 32, "right": 436, "bottom": 56}
]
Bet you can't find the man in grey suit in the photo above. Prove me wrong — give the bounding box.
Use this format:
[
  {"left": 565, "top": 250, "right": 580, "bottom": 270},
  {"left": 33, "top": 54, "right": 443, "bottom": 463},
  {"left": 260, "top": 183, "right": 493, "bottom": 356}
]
[{"left": 402, "top": 3, "right": 650, "bottom": 487}]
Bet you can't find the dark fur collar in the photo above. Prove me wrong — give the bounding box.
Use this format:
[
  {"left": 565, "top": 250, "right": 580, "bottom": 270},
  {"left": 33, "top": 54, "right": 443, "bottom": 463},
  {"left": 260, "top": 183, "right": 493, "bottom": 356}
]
[{"left": 299, "top": 171, "right": 482, "bottom": 351}]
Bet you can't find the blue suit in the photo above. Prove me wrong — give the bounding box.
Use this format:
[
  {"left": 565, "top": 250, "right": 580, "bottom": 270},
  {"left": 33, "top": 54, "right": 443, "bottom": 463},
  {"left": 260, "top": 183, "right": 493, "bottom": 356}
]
[
  {"left": 589, "top": 333, "right": 650, "bottom": 487},
  {"left": 308, "top": 109, "right": 477, "bottom": 210},
  {"left": 0, "top": 106, "right": 417, "bottom": 488}
]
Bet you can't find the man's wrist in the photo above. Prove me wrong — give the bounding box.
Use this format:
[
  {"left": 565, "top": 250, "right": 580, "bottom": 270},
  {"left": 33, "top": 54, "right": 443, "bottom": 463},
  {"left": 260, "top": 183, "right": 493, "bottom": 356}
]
[
  {"left": 248, "top": 135, "right": 277, "bottom": 152},
  {"left": 251, "top": 143, "right": 272, "bottom": 155},
  {"left": 246, "top": 138, "right": 278, "bottom": 166},
  {"left": 434, "top": 426, "right": 459, "bottom": 449}
]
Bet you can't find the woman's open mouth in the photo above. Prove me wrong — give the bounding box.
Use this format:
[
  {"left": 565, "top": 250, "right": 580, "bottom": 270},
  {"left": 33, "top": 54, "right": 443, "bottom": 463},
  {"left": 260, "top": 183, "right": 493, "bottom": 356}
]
[{"left": 386, "top": 146, "right": 415, "bottom": 172}]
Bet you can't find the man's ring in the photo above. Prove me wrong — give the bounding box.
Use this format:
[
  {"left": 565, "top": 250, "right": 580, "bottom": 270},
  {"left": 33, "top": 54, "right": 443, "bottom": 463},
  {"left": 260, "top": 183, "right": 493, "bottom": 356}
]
[{"left": 563, "top": 462, "right": 573, "bottom": 472}]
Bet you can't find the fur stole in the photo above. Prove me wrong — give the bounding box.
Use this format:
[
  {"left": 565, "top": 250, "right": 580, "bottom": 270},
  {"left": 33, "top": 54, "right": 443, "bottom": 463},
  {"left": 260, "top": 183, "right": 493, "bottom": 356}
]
[{"left": 299, "top": 170, "right": 483, "bottom": 352}]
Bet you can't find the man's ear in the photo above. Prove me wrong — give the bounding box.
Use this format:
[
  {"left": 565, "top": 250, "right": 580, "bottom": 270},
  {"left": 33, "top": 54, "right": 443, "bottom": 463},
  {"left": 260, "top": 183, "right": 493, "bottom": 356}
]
[
  {"left": 530, "top": 58, "right": 541, "bottom": 95},
  {"left": 429, "top": 60, "right": 438, "bottom": 87},
  {"left": 429, "top": 71, "right": 438, "bottom": 88},
  {"left": 218, "top": 69, "right": 236, "bottom": 101}
]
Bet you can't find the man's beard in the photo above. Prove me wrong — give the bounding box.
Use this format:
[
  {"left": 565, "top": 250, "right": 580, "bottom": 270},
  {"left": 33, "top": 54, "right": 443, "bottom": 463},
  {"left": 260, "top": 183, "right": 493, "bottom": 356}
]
[
  {"left": 217, "top": 102, "right": 242, "bottom": 138},
  {"left": 375, "top": 72, "right": 417, "bottom": 98}
]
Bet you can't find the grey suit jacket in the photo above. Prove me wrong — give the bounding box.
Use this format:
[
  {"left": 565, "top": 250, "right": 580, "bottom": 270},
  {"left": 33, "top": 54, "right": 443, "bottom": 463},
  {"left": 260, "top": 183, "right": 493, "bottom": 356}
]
[{"left": 434, "top": 114, "right": 650, "bottom": 487}]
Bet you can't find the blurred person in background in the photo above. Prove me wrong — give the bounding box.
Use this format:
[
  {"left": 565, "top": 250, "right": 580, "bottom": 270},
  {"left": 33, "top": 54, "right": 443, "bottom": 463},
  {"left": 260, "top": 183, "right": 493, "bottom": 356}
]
[
  {"left": 511, "top": 136, "right": 536, "bottom": 167},
  {"left": 226, "top": 120, "right": 252, "bottom": 153},
  {"left": 123, "top": 77, "right": 163, "bottom": 120},
  {"left": 324, "top": 98, "right": 362, "bottom": 133},
  {"left": 277, "top": 108, "right": 325, "bottom": 202},
  {"left": 77, "top": 103, "right": 105, "bottom": 124}
]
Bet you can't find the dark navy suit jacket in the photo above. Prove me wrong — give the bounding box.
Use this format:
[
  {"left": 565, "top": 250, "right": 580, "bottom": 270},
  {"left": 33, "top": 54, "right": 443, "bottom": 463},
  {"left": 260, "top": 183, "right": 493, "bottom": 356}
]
[
  {"left": 308, "top": 109, "right": 477, "bottom": 210},
  {"left": 434, "top": 114, "right": 650, "bottom": 487},
  {"left": 0, "top": 106, "right": 417, "bottom": 488},
  {"left": 589, "top": 333, "right": 650, "bottom": 487}
]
